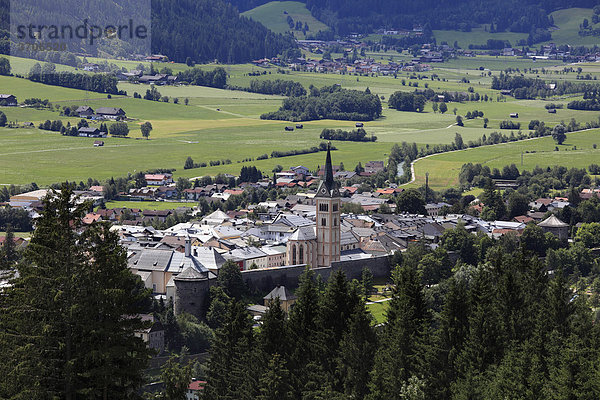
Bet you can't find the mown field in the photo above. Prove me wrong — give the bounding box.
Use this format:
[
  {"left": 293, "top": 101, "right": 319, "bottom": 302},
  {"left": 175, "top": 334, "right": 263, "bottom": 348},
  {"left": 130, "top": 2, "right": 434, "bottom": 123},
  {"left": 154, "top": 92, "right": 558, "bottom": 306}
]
[
  {"left": 410, "top": 128, "right": 600, "bottom": 190},
  {"left": 3, "top": 46, "right": 600, "bottom": 187},
  {"left": 434, "top": 8, "right": 600, "bottom": 48}
]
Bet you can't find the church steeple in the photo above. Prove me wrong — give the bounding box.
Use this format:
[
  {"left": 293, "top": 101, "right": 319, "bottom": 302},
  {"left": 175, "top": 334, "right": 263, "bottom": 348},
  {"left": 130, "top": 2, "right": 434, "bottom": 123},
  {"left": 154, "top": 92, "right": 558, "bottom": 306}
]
[
  {"left": 317, "top": 142, "right": 339, "bottom": 198},
  {"left": 324, "top": 142, "right": 334, "bottom": 191},
  {"left": 315, "top": 142, "right": 341, "bottom": 267}
]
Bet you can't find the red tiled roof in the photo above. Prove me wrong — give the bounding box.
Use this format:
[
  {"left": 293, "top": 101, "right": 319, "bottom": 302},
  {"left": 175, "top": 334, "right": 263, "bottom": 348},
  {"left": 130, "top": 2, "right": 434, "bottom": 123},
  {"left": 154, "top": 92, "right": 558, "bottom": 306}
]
[
  {"left": 188, "top": 381, "right": 206, "bottom": 391},
  {"left": 514, "top": 215, "right": 534, "bottom": 224},
  {"left": 82, "top": 213, "right": 102, "bottom": 225}
]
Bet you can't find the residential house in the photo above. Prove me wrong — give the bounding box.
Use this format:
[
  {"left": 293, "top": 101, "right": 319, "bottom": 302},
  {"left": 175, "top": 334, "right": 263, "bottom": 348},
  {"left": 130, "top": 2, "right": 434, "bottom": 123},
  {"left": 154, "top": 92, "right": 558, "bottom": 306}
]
[
  {"left": 364, "top": 161, "right": 385, "bottom": 173},
  {"left": 145, "top": 173, "right": 173, "bottom": 186},
  {"left": 263, "top": 286, "right": 297, "bottom": 313},
  {"left": 223, "top": 247, "right": 268, "bottom": 270},
  {"left": 75, "top": 106, "right": 94, "bottom": 117},
  {"left": 186, "top": 380, "right": 206, "bottom": 400},
  {"left": 78, "top": 127, "right": 105, "bottom": 138},
  {"left": 135, "top": 314, "right": 165, "bottom": 354},
  {"left": 0, "top": 94, "right": 17, "bottom": 106},
  {"left": 95, "top": 107, "right": 126, "bottom": 120}
]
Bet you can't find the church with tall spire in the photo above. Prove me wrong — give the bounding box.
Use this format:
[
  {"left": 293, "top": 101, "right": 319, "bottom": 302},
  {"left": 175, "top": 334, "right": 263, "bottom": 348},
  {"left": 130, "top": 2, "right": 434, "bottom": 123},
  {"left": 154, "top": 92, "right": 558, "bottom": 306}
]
[{"left": 286, "top": 143, "right": 341, "bottom": 268}]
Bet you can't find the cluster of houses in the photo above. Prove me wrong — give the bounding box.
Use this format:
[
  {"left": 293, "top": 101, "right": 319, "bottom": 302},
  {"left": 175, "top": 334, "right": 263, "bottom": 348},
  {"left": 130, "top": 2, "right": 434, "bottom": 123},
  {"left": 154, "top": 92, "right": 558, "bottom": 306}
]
[{"left": 3, "top": 147, "right": 595, "bottom": 357}]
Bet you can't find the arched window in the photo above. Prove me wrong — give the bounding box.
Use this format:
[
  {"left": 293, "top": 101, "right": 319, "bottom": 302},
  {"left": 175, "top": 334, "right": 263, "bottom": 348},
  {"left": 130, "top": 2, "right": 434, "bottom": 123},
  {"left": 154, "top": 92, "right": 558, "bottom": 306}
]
[
  {"left": 299, "top": 245, "right": 304, "bottom": 264},
  {"left": 292, "top": 244, "right": 297, "bottom": 265}
]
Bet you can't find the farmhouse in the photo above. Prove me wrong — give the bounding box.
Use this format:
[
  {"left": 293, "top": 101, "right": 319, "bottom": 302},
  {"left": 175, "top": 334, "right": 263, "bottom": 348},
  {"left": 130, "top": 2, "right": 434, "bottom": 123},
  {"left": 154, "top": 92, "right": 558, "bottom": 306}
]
[
  {"left": 82, "top": 63, "right": 100, "bottom": 72},
  {"left": 96, "top": 107, "right": 126, "bottom": 120},
  {"left": 0, "top": 94, "right": 17, "bottom": 106},
  {"left": 75, "top": 106, "right": 94, "bottom": 117},
  {"left": 145, "top": 173, "right": 173, "bottom": 186},
  {"left": 139, "top": 74, "right": 169, "bottom": 84},
  {"left": 78, "top": 127, "right": 105, "bottom": 138}
]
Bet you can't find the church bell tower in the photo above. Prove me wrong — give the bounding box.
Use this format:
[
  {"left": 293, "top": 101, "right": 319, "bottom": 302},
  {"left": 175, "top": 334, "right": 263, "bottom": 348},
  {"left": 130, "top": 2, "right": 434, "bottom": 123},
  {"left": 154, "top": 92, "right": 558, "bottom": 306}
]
[{"left": 315, "top": 143, "right": 341, "bottom": 267}]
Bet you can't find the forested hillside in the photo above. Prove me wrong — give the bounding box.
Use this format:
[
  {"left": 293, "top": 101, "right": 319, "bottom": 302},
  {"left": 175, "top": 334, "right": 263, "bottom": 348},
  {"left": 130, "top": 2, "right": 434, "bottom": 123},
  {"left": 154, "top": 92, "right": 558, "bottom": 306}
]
[
  {"left": 229, "top": 0, "right": 600, "bottom": 36},
  {"left": 0, "top": 0, "right": 296, "bottom": 64},
  {"left": 151, "top": 0, "right": 296, "bottom": 63}
]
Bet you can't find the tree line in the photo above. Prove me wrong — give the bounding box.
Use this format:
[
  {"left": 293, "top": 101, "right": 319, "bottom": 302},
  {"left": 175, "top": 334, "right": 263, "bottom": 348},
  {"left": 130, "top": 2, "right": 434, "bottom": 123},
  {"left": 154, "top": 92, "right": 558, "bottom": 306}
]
[
  {"left": 176, "top": 67, "right": 228, "bottom": 89},
  {"left": 244, "top": 79, "right": 307, "bottom": 97},
  {"left": 28, "top": 63, "right": 122, "bottom": 94},
  {"left": 262, "top": 85, "right": 382, "bottom": 122},
  {"left": 320, "top": 127, "right": 377, "bottom": 142}
]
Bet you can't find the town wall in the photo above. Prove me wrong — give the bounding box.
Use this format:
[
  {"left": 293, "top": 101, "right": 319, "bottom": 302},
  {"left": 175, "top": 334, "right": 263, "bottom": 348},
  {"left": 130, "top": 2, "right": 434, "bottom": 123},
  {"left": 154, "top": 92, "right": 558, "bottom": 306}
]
[{"left": 174, "top": 255, "right": 392, "bottom": 319}]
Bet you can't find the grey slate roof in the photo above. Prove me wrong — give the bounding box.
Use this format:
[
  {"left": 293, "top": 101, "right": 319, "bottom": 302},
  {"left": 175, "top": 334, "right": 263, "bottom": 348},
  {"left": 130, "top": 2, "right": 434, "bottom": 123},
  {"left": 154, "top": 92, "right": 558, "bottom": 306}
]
[
  {"left": 264, "top": 286, "right": 297, "bottom": 301},
  {"left": 538, "top": 215, "right": 568, "bottom": 228},
  {"left": 288, "top": 225, "right": 316, "bottom": 241}
]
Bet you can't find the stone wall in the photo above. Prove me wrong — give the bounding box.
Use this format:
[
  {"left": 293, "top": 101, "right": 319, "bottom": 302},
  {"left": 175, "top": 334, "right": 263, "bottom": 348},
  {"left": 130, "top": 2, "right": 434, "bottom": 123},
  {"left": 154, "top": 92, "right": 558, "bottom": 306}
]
[
  {"left": 240, "top": 255, "right": 391, "bottom": 293},
  {"left": 173, "top": 278, "right": 212, "bottom": 317},
  {"left": 174, "top": 255, "right": 391, "bottom": 319}
]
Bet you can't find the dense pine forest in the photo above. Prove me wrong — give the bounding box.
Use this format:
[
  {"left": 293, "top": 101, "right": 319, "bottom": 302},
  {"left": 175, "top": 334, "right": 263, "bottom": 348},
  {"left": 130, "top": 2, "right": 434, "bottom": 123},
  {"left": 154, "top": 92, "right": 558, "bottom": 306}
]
[
  {"left": 202, "top": 226, "right": 600, "bottom": 399},
  {"left": 0, "top": 0, "right": 297, "bottom": 63},
  {"left": 151, "top": 0, "right": 296, "bottom": 63}
]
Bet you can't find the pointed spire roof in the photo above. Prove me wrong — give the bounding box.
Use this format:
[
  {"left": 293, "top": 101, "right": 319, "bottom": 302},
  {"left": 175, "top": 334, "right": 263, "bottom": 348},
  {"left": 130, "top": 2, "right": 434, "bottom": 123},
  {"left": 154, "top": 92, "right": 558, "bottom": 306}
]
[{"left": 316, "top": 142, "right": 339, "bottom": 198}]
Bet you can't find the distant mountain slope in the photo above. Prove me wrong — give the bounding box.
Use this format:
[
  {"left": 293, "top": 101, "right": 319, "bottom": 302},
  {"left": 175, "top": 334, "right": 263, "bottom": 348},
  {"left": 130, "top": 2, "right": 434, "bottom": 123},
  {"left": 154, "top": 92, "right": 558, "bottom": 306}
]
[
  {"left": 229, "top": 0, "right": 600, "bottom": 37},
  {"left": 242, "top": 1, "right": 330, "bottom": 39},
  {"left": 0, "top": 0, "right": 297, "bottom": 64},
  {"left": 151, "top": 0, "right": 296, "bottom": 63}
]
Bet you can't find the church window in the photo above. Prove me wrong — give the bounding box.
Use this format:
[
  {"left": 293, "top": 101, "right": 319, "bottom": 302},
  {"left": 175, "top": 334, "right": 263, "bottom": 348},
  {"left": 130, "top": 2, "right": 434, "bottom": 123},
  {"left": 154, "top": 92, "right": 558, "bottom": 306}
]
[
  {"left": 333, "top": 203, "right": 338, "bottom": 212},
  {"left": 321, "top": 218, "right": 327, "bottom": 226},
  {"left": 292, "top": 245, "right": 296, "bottom": 264},
  {"left": 319, "top": 203, "right": 329, "bottom": 212},
  {"left": 299, "top": 245, "right": 304, "bottom": 264}
]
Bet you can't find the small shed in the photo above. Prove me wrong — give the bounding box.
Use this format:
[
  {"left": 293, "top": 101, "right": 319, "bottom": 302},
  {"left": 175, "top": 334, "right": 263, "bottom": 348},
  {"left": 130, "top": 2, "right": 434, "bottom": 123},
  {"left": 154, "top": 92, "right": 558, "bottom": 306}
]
[
  {"left": 510, "top": 113, "right": 519, "bottom": 118},
  {"left": 548, "top": 108, "right": 556, "bottom": 114},
  {"left": 285, "top": 126, "right": 294, "bottom": 131},
  {"left": 296, "top": 124, "right": 303, "bottom": 129},
  {"left": 93, "top": 140, "right": 105, "bottom": 147},
  {"left": 356, "top": 122, "right": 364, "bottom": 127}
]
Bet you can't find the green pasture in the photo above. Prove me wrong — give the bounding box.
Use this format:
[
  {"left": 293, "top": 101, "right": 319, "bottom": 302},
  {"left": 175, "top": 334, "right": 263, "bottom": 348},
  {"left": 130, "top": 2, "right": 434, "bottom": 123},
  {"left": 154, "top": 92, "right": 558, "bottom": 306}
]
[
  {"left": 2, "top": 49, "right": 600, "bottom": 187},
  {"left": 242, "top": 1, "right": 330, "bottom": 39},
  {"left": 544, "top": 8, "right": 599, "bottom": 47},
  {"left": 410, "top": 128, "right": 600, "bottom": 190}
]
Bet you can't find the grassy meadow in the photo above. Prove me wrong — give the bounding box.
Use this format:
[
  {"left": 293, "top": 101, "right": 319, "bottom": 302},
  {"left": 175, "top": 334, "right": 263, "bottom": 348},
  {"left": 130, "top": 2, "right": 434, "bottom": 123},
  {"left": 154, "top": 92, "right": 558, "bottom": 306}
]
[
  {"left": 3, "top": 35, "right": 600, "bottom": 188},
  {"left": 242, "top": 1, "right": 329, "bottom": 39}
]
